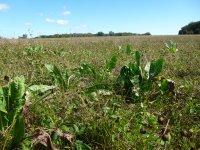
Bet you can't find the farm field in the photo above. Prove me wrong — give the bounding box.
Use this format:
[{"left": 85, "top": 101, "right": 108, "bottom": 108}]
[{"left": 0, "top": 35, "right": 200, "bottom": 149}]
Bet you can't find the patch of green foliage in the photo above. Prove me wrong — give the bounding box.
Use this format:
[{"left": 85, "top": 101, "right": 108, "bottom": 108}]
[{"left": 25, "top": 44, "right": 44, "bottom": 55}]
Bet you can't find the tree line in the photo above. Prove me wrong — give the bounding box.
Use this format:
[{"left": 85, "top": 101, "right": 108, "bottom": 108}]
[{"left": 36, "top": 31, "right": 151, "bottom": 38}]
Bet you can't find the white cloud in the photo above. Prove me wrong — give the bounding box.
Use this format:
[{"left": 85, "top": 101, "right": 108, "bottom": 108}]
[
  {"left": 0, "top": 3, "right": 9, "bottom": 11},
  {"left": 62, "top": 10, "right": 71, "bottom": 16},
  {"left": 45, "top": 18, "right": 55, "bottom": 23},
  {"left": 45, "top": 18, "right": 68, "bottom": 26},
  {"left": 56, "top": 19, "right": 68, "bottom": 26}
]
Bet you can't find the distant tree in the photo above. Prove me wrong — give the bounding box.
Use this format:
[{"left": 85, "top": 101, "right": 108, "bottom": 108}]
[
  {"left": 179, "top": 21, "right": 200, "bottom": 35},
  {"left": 109, "top": 31, "right": 115, "bottom": 36},
  {"left": 115, "top": 32, "right": 123, "bottom": 36},
  {"left": 97, "top": 32, "right": 104, "bottom": 36},
  {"left": 19, "top": 34, "right": 28, "bottom": 39},
  {"left": 143, "top": 32, "right": 151, "bottom": 35},
  {"left": 22, "top": 34, "right": 28, "bottom": 38}
]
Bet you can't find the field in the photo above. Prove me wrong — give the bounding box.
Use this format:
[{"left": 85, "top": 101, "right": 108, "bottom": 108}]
[{"left": 0, "top": 35, "right": 200, "bottom": 149}]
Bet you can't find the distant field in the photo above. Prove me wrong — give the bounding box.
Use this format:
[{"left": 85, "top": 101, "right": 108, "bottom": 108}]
[
  {"left": 1, "top": 35, "right": 200, "bottom": 88},
  {"left": 0, "top": 35, "right": 200, "bottom": 149}
]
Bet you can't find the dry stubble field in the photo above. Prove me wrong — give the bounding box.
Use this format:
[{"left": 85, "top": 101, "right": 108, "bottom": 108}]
[{"left": 0, "top": 35, "right": 200, "bottom": 149}]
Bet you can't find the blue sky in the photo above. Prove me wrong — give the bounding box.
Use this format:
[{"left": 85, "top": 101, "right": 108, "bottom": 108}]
[{"left": 0, "top": 0, "right": 199, "bottom": 38}]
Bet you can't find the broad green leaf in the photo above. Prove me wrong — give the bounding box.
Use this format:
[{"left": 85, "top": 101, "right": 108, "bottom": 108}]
[
  {"left": 0, "top": 76, "right": 26, "bottom": 148},
  {"left": 50, "top": 65, "right": 63, "bottom": 86},
  {"left": 119, "top": 66, "right": 131, "bottom": 79},
  {"left": 45, "top": 64, "right": 67, "bottom": 90},
  {"left": 140, "top": 80, "right": 153, "bottom": 92},
  {"left": 86, "top": 83, "right": 111, "bottom": 94},
  {"left": 160, "top": 79, "right": 169, "bottom": 92},
  {"left": 10, "top": 76, "right": 26, "bottom": 115},
  {"left": 98, "top": 89, "right": 112, "bottom": 96},
  {"left": 135, "top": 51, "right": 141, "bottom": 66},
  {"left": 126, "top": 44, "right": 132, "bottom": 55},
  {"left": 28, "top": 85, "right": 56, "bottom": 94},
  {"left": 75, "top": 140, "right": 91, "bottom": 150},
  {"left": 79, "top": 63, "right": 96, "bottom": 78},
  {"left": 10, "top": 76, "right": 25, "bottom": 100},
  {"left": 144, "top": 62, "right": 151, "bottom": 80},
  {"left": 2, "top": 86, "right": 9, "bottom": 110},
  {"left": 45, "top": 64, "right": 54, "bottom": 73},
  {"left": 160, "top": 79, "right": 175, "bottom": 93},
  {"left": 129, "top": 63, "right": 142, "bottom": 78},
  {"left": 118, "top": 66, "right": 134, "bottom": 97},
  {"left": 105, "top": 54, "right": 117, "bottom": 72},
  {"left": 0, "top": 87, "right": 7, "bottom": 113},
  {"left": 63, "top": 69, "right": 69, "bottom": 81},
  {"left": 12, "top": 114, "right": 25, "bottom": 147},
  {"left": 130, "top": 75, "right": 140, "bottom": 85},
  {"left": 145, "top": 59, "right": 164, "bottom": 79}
]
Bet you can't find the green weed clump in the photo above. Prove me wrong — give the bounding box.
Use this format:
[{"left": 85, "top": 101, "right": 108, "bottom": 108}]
[
  {"left": 25, "top": 44, "right": 44, "bottom": 55},
  {"left": 0, "top": 77, "right": 26, "bottom": 149}
]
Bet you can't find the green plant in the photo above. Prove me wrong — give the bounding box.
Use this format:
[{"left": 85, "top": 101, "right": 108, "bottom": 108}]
[
  {"left": 115, "top": 50, "right": 167, "bottom": 101},
  {"left": 125, "top": 44, "right": 132, "bottom": 55},
  {"left": 159, "top": 79, "right": 175, "bottom": 94},
  {"left": 28, "top": 84, "right": 56, "bottom": 95},
  {"left": 76, "top": 54, "right": 118, "bottom": 99},
  {"left": 77, "top": 63, "right": 97, "bottom": 79},
  {"left": 25, "top": 44, "right": 44, "bottom": 55},
  {"left": 105, "top": 54, "right": 117, "bottom": 72},
  {"left": 165, "top": 40, "right": 178, "bottom": 53},
  {"left": 0, "top": 76, "right": 26, "bottom": 149},
  {"left": 0, "top": 76, "right": 55, "bottom": 149},
  {"left": 45, "top": 64, "right": 72, "bottom": 91},
  {"left": 75, "top": 140, "right": 91, "bottom": 150}
]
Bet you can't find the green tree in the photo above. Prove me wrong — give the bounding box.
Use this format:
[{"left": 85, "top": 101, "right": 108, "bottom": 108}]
[
  {"left": 97, "top": 31, "right": 104, "bottom": 36},
  {"left": 179, "top": 21, "right": 200, "bottom": 35},
  {"left": 109, "top": 31, "right": 115, "bottom": 36}
]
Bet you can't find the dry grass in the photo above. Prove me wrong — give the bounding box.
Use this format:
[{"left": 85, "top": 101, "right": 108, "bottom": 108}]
[{"left": 0, "top": 35, "right": 200, "bottom": 149}]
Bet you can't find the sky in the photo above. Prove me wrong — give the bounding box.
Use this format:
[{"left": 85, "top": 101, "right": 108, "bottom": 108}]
[{"left": 0, "top": 0, "right": 200, "bottom": 38}]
